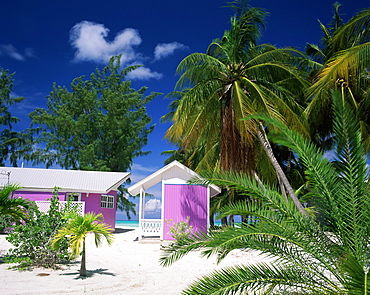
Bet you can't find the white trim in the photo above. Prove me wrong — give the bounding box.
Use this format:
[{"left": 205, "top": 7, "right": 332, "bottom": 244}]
[
  {"left": 128, "top": 161, "right": 220, "bottom": 197},
  {"left": 100, "top": 194, "right": 114, "bottom": 209},
  {"left": 35, "top": 200, "right": 85, "bottom": 216},
  {"left": 160, "top": 180, "right": 164, "bottom": 240},
  {"left": 139, "top": 188, "right": 144, "bottom": 240},
  {"left": 66, "top": 192, "right": 81, "bottom": 202}
]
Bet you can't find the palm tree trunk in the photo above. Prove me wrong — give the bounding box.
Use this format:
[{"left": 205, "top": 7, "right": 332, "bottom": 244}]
[
  {"left": 209, "top": 215, "right": 215, "bottom": 227},
  {"left": 221, "top": 216, "right": 228, "bottom": 226},
  {"left": 80, "top": 239, "right": 87, "bottom": 277},
  {"left": 220, "top": 92, "right": 255, "bottom": 174},
  {"left": 257, "top": 123, "right": 308, "bottom": 217}
]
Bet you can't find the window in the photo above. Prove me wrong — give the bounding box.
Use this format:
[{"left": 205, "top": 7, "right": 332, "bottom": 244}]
[
  {"left": 100, "top": 194, "right": 114, "bottom": 209},
  {"left": 66, "top": 192, "right": 80, "bottom": 202}
]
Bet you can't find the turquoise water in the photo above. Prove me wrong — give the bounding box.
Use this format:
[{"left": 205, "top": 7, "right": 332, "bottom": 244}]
[
  {"left": 115, "top": 220, "right": 224, "bottom": 227},
  {"left": 116, "top": 220, "right": 139, "bottom": 227}
]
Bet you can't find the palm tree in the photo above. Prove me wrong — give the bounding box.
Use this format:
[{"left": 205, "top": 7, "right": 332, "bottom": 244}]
[
  {"left": 161, "top": 89, "right": 219, "bottom": 171},
  {"left": 160, "top": 91, "right": 370, "bottom": 294},
  {"left": 51, "top": 212, "right": 114, "bottom": 277},
  {"left": 165, "top": 1, "right": 310, "bottom": 215},
  {"left": 0, "top": 184, "right": 33, "bottom": 225},
  {"left": 306, "top": 6, "right": 370, "bottom": 151}
]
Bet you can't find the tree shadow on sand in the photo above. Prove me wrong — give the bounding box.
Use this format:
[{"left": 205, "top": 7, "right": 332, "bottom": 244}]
[
  {"left": 113, "top": 228, "right": 135, "bottom": 234},
  {"left": 60, "top": 268, "right": 116, "bottom": 280}
]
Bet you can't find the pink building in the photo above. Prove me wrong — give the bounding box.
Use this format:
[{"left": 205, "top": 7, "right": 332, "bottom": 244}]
[
  {"left": 128, "top": 161, "right": 220, "bottom": 241},
  {"left": 0, "top": 167, "right": 130, "bottom": 229}
]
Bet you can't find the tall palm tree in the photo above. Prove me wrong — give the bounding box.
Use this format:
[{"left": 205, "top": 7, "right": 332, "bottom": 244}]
[
  {"left": 0, "top": 184, "right": 33, "bottom": 224},
  {"left": 51, "top": 212, "right": 114, "bottom": 277},
  {"left": 165, "top": 0, "right": 310, "bottom": 215},
  {"left": 161, "top": 91, "right": 370, "bottom": 294}
]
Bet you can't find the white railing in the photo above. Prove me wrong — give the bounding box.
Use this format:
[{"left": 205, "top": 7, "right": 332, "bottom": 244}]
[
  {"left": 140, "top": 219, "right": 162, "bottom": 237},
  {"left": 35, "top": 201, "right": 85, "bottom": 216}
]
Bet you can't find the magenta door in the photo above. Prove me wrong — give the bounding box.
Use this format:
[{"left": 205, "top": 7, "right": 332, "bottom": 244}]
[{"left": 163, "top": 184, "right": 208, "bottom": 240}]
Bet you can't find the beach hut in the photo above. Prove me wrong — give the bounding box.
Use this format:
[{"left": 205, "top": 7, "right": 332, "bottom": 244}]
[
  {"left": 127, "top": 161, "right": 221, "bottom": 240},
  {"left": 0, "top": 167, "right": 130, "bottom": 229}
]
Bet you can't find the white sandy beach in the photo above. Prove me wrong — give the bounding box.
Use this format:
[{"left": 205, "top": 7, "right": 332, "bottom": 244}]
[{"left": 0, "top": 227, "right": 268, "bottom": 295}]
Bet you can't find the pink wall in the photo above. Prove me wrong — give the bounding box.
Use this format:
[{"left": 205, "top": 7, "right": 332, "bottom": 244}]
[
  {"left": 13, "top": 190, "right": 117, "bottom": 230},
  {"left": 163, "top": 184, "right": 208, "bottom": 240},
  {"left": 14, "top": 191, "right": 67, "bottom": 201},
  {"left": 83, "top": 190, "right": 117, "bottom": 230}
]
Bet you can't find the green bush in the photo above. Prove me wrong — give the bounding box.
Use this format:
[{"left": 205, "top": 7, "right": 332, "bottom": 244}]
[
  {"left": 0, "top": 215, "right": 15, "bottom": 233},
  {"left": 165, "top": 216, "right": 193, "bottom": 241},
  {"left": 5, "top": 188, "right": 76, "bottom": 269}
]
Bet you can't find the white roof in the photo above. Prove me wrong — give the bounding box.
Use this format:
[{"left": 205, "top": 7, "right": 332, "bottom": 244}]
[
  {"left": 128, "top": 161, "right": 221, "bottom": 197},
  {"left": 0, "top": 167, "right": 130, "bottom": 193}
]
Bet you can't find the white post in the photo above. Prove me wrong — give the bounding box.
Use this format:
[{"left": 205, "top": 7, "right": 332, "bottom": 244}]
[
  {"left": 139, "top": 188, "right": 144, "bottom": 240},
  {"left": 160, "top": 181, "right": 164, "bottom": 240}
]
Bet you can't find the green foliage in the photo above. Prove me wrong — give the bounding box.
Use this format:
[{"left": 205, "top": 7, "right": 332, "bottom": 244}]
[
  {"left": 160, "top": 91, "right": 370, "bottom": 294},
  {"left": 306, "top": 6, "right": 370, "bottom": 152},
  {"left": 0, "top": 215, "right": 15, "bottom": 233},
  {"left": 116, "top": 183, "right": 137, "bottom": 220},
  {"left": 0, "top": 184, "right": 33, "bottom": 227},
  {"left": 5, "top": 188, "right": 74, "bottom": 269},
  {"left": 0, "top": 68, "right": 27, "bottom": 166},
  {"left": 165, "top": 217, "right": 193, "bottom": 242},
  {"left": 28, "top": 55, "right": 160, "bottom": 172}
]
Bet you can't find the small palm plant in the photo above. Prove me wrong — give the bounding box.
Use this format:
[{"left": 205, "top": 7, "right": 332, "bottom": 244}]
[
  {"left": 0, "top": 184, "right": 33, "bottom": 225},
  {"left": 160, "top": 91, "right": 370, "bottom": 294},
  {"left": 52, "top": 212, "right": 114, "bottom": 277}
]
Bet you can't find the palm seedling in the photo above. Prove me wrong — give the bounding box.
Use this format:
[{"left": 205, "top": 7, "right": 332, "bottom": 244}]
[{"left": 52, "top": 212, "right": 114, "bottom": 277}]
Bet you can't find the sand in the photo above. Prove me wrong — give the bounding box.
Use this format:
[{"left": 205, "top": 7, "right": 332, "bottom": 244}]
[{"left": 0, "top": 227, "right": 268, "bottom": 295}]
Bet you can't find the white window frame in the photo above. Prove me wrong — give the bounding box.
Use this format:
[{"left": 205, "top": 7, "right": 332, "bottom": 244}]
[
  {"left": 66, "top": 192, "right": 81, "bottom": 202},
  {"left": 100, "top": 194, "right": 114, "bottom": 209}
]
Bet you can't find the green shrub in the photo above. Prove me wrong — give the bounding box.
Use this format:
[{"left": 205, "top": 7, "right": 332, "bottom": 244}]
[
  {"left": 0, "top": 215, "right": 15, "bottom": 233},
  {"left": 5, "top": 188, "right": 76, "bottom": 269},
  {"left": 165, "top": 216, "right": 193, "bottom": 241}
]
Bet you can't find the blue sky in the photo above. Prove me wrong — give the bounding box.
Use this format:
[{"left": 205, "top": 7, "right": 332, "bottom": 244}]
[{"left": 0, "top": 0, "right": 367, "bottom": 219}]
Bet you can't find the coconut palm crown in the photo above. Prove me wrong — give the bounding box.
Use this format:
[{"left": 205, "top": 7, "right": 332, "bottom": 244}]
[
  {"left": 306, "top": 7, "right": 370, "bottom": 151},
  {"left": 165, "top": 0, "right": 308, "bottom": 176}
]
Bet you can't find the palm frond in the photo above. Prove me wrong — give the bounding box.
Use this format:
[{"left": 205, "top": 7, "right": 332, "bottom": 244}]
[
  {"left": 183, "top": 262, "right": 341, "bottom": 295},
  {"left": 330, "top": 8, "right": 370, "bottom": 52}
]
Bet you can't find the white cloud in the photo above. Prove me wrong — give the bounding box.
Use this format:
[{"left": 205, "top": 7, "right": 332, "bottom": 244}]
[
  {"left": 129, "top": 163, "right": 160, "bottom": 183},
  {"left": 0, "top": 44, "right": 25, "bottom": 61},
  {"left": 126, "top": 66, "right": 162, "bottom": 80},
  {"left": 70, "top": 21, "right": 142, "bottom": 65},
  {"left": 24, "top": 48, "right": 36, "bottom": 58},
  {"left": 144, "top": 198, "right": 161, "bottom": 213},
  {"left": 154, "top": 42, "right": 187, "bottom": 61},
  {"left": 0, "top": 44, "right": 35, "bottom": 61},
  {"left": 70, "top": 21, "right": 185, "bottom": 80},
  {"left": 131, "top": 163, "right": 159, "bottom": 173}
]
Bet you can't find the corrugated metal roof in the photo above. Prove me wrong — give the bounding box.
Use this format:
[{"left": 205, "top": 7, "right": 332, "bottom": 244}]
[
  {"left": 0, "top": 167, "right": 130, "bottom": 193},
  {"left": 127, "top": 161, "right": 221, "bottom": 197}
]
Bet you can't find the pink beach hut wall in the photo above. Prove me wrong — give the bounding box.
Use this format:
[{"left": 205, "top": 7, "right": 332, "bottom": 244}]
[{"left": 127, "top": 161, "right": 221, "bottom": 240}]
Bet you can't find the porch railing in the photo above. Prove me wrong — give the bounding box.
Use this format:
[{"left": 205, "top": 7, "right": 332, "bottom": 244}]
[
  {"left": 35, "top": 201, "right": 85, "bottom": 216},
  {"left": 140, "top": 219, "right": 162, "bottom": 237}
]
